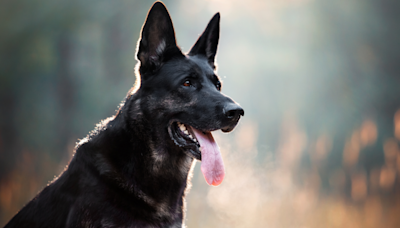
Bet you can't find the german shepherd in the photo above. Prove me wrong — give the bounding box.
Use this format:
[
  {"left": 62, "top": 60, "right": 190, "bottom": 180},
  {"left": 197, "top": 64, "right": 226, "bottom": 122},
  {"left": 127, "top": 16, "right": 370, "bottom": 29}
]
[{"left": 5, "top": 2, "right": 244, "bottom": 227}]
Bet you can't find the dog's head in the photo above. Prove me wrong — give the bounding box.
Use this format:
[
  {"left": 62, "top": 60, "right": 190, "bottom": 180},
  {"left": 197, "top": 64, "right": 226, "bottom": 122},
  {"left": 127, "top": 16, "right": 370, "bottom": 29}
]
[{"left": 133, "top": 2, "right": 244, "bottom": 186}]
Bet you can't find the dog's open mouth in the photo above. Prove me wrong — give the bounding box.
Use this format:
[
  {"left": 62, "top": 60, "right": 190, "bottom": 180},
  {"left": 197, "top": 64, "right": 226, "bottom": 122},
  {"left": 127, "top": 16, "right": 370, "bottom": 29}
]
[{"left": 168, "top": 121, "right": 225, "bottom": 186}]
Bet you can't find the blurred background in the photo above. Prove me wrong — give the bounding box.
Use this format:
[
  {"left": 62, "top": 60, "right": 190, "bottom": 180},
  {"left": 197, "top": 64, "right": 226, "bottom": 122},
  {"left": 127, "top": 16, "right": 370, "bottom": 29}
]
[{"left": 1, "top": 0, "right": 400, "bottom": 227}]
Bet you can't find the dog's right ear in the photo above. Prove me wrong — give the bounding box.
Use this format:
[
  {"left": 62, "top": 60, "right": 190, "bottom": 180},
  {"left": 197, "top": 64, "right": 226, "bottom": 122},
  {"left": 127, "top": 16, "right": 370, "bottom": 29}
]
[
  {"left": 189, "top": 13, "right": 220, "bottom": 69},
  {"left": 136, "top": 2, "right": 181, "bottom": 77}
]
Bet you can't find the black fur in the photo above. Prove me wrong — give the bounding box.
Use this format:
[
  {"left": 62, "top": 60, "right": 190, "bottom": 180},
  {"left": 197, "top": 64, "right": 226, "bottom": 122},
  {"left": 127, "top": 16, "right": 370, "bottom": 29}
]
[{"left": 5, "top": 2, "right": 244, "bottom": 228}]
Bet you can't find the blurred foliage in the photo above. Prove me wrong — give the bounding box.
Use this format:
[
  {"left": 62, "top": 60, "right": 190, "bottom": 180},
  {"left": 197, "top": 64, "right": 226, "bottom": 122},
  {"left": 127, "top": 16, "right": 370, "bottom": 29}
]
[{"left": 1, "top": 0, "right": 400, "bottom": 227}]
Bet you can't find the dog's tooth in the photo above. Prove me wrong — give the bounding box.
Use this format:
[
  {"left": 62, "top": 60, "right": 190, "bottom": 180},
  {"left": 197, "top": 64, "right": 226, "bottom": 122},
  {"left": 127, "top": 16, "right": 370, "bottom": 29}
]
[
  {"left": 179, "top": 125, "right": 185, "bottom": 131},
  {"left": 193, "top": 138, "right": 197, "bottom": 142},
  {"left": 184, "top": 130, "right": 188, "bottom": 135},
  {"left": 188, "top": 135, "right": 193, "bottom": 139},
  {"left": 199, "top": 147, "right": 202, "bottom": 152}
]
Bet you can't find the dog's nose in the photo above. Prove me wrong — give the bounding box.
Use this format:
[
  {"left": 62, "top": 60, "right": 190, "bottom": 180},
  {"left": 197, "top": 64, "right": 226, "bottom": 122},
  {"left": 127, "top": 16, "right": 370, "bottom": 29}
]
[{"left": 223, "top": 103, "right": 244, "bottom": 120}]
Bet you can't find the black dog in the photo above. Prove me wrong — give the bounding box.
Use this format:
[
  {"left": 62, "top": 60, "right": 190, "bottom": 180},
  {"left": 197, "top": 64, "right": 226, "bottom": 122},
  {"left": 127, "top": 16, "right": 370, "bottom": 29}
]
[{"left": 5, "top": 2, "right": 243, "bottom": 227}]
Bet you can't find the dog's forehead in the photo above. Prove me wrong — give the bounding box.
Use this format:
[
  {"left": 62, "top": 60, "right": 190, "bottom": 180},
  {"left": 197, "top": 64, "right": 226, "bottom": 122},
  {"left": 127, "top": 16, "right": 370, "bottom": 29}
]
[
  {"left": 186, "top": 55, "right": 215, "bottom": 76},
  {"left": 159, "top": 55, "right": 215, "bottom": 82}
]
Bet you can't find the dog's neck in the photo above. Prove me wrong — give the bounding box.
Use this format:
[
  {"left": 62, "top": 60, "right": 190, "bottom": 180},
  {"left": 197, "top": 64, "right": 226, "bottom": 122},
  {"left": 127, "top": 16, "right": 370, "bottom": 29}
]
[{"left": 74, "top": 94, "right": 194, "bottom": 220}]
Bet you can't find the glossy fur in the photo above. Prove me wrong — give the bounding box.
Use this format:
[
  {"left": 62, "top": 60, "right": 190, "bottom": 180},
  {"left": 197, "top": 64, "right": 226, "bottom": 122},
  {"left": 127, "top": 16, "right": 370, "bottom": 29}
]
[{"left": 5, "top": 2, "right": 243, "bottom": 228}]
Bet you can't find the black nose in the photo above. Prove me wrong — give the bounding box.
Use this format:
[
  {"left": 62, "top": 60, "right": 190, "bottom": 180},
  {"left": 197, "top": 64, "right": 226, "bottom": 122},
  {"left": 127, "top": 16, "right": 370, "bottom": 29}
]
[{"left": 223, "top": 103, "right": 244, "bottom": 120}]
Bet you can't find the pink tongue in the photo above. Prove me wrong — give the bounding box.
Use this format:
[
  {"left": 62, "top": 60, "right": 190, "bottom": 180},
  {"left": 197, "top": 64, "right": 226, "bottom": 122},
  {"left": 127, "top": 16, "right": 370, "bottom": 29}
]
[{"left": 191, "top": 128, "right": 225, "bottom": 186}]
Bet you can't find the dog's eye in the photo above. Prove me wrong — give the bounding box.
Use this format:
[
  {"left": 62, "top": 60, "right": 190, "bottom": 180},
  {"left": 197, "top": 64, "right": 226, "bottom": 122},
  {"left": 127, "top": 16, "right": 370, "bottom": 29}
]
[
  {"left": 183, "top": 80, "right": 192, "bottom": 87},
  {"left": 216, "top": 81, "right": 221, "bottom": 91}
]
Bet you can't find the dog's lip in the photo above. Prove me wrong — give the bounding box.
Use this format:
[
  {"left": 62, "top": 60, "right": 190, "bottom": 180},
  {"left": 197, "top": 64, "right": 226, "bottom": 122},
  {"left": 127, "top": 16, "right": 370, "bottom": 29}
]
[
  {"left": 167, "top": 119, "right": 223, "bottom": 160},
  {"left": 168, "top": 120, "right": 203, "bottom": 160}
]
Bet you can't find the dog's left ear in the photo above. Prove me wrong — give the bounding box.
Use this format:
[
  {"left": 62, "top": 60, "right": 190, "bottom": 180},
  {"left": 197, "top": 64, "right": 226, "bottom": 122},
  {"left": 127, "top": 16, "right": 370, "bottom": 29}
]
[
  {"left": 189, "top": 13, "right": 220, "bottom": 69},
  {"left": 137, "top": 2, "right": 181, "bottom": 77}
]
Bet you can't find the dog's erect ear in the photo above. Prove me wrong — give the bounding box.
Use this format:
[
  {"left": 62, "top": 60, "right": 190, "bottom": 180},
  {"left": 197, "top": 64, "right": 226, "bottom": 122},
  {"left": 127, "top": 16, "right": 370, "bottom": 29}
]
[
  {"left": 189, "top": 13, "right": 220, "bottom": 69},
  {"left": 137, "top": 2, "right": 180, "bottom": 76}
]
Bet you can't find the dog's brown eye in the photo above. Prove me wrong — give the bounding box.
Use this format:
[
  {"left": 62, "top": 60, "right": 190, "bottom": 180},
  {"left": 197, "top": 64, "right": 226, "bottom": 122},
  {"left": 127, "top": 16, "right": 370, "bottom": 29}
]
[
  {"left": 216, "top": 81, "right": 221, "bottom": 91},
  {"left": 183, "top": 80, "right": 191, "bottom": 87}
]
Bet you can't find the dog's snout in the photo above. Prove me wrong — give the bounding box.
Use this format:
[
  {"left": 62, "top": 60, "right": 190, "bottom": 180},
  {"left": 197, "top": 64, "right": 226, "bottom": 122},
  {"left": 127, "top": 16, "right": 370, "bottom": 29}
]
[
  {"left": 223, "top": 103, "right": 244, "bottom": 120},
  {"left": 220, "top": 103, "right": 244, "bottom": 132}
]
